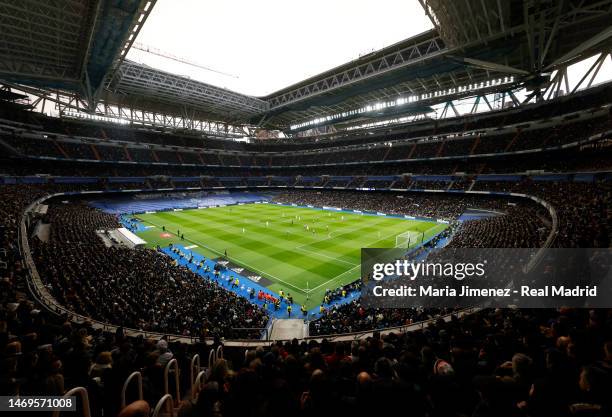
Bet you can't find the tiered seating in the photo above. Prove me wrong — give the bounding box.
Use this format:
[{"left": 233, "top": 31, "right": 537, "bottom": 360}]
[{"left": 2, "top": 101, "right": 610, "bottom": 171}]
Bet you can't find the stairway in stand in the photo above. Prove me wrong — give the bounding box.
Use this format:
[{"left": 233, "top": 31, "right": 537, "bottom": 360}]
[{"left": 269, "top": 319, "right": 307, "bottom": 340}]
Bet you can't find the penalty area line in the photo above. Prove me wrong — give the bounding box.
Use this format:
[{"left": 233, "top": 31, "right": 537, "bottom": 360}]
[{"left": 305, "top": 226, "right": 424, "bottom": 294}]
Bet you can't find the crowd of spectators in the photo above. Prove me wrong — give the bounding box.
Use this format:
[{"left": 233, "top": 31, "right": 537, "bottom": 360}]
[
  {"left": 517, "top": 181, "right": 611, "bottom": 248},
  {"left": 447, "top": 204, "right": 549, "bottom": 248},
  {"left": 2, "top": 143, "right": 611, "bottom": 178},
  {"left": 208, "top": 308, "right": 610, "bottom": 417},
  {"left": 6, "top": 182, "right": 606, "bottom": 342},
  {"left": 1, "top": 288, "right": 216, "bottom": 417},
  {"left": 0, "top": 183, "right": 610, "bottom": 417},
  {"left": 298, "top": 182, "right": 609, "bottom": 337},
  {"left": 273, "top": 190, "right": 523, "bottom": 221},
  {"left": 3, "top": 293, "right": 611, "bottom": 417},
  {"left": 3, "top": 112, "right": 609, "bottom": 169},
  {"left": 32, "top": 202, "right": 268, "bottom": 338}
]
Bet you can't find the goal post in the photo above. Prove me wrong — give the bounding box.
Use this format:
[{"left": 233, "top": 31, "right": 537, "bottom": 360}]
[{"left": 394, "top": 230, "right": 423, "bottom": 248}]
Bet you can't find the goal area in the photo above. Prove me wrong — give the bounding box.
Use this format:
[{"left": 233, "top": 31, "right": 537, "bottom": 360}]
[{"left": 395, "top": 230, "right": 423, "bottom": 248}]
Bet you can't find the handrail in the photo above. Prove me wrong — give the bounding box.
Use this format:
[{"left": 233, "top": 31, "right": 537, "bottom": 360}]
[
  {"left": 152, "top": 394, "right": 174, "bottom": 417},
  {"left": 190, "top": 354, "right": 200, "bottom": 394},
  {"left": 164, "top": 358, "right": 181, "bottom": 406},
  {"left": 522, "top": 194, "right": 559, "bottom": 272},
  {"left": 215, "top": 345, "right": 223, "bottom": 361},
  {"left": 52, "top": 387, "right": 90, "bottom": 417},
  {"left": 193, "top": 370, "right": 207, "bottom": 397},
  {"left": 208, "top": 348, "right": 216, "bottom": 368},
  {"left": 120, "top": 371, "right": 143, "bottom": 409}
]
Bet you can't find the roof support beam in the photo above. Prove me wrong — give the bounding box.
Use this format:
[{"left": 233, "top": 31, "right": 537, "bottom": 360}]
[
  {"left": 545, "top": 25, "right": 612, "bottom": 69},
  {"left": 540, "top": 0, "right": 564, "bottom": 67},
  {"left": 456, "top": 57, "right": 530, "bottom": 76},
  {"left": 482, "top": 94, "right": 493, "bottom": 111},
  {"left": 266, "top": 32, "right": 444, "bottom": 110},
  {"left": 79, "top": 0, "right": 103, "bottom": 106}
]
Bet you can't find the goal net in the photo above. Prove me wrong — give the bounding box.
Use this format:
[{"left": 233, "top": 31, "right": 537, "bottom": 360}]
[{"left": 395, "top": 230, "right": 423, "bottom": 248}]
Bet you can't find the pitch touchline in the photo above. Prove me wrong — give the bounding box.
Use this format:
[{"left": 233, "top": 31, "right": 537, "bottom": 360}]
[
  {"left": 189, "top": 240, "right": 306, "bottom": 294},
  {"left": 307, "top": 264, "right": 361, "bottom": 293},
  {"left": 141, "top": 218, "right": 306, "bottom": 293}
]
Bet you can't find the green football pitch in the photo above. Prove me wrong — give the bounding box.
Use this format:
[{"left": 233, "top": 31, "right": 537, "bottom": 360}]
[{"left": 133, "top": 203, "right": 447, "bottom": 309}]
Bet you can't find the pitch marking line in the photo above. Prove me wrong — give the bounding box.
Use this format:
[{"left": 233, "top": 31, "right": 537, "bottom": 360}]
[
  {"left": 307, "top": 264, "right": 361, "bottom": 294},
  {"left": 293, "top": 246, "right": 358, "bottom": 267},
  {"left": 306, "top": 225, "right": 438, "bottom": 294},
  {"left": 141, "top": 212, "right": 445, "bottom": 297},
  {"left": 140, "top": 218, "right": 307, "bottom": 293}
]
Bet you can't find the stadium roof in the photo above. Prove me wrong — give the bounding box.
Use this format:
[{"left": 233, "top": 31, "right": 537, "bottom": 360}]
[
  {"left": 0, "top": 0, "right": 155, "bottom": 106},
  {"left": 260, "top": 0, "right": 612, "bottom": 130},
  {"left": 103, "top": 60, "right": 268, "bottom": 124},
  {"left": 1, "top": 0, "right": 612, "bottom": 132}
]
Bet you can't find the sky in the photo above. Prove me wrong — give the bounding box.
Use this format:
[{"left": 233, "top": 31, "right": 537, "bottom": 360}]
[{"left": 128, "top": 0, "right": 434, "bottom": 97}]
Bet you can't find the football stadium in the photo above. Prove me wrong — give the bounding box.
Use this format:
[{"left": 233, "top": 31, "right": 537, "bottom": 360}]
[{"left": 1, "top": 0, "right": 611, "bottom": 416}]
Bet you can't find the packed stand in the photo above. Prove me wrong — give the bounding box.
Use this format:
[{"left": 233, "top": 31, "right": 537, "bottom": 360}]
[{"left": 31, "top": 202, "right": 268, "bottom": 338}]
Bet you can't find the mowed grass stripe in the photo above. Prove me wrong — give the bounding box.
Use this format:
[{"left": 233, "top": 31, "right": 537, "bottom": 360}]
[
  {"left": 143, "top": 207, "right": 437, "bottom": 272},
  {"left": 140, "top": 215, "right": 320, "bottom": 293},
  {"left": 140, "top": 206, "right": 439, "bottom": 286},
  {"left": 158, "top": 211, "right": 357, "bottom": 270},
  {"left": 136, "top": 203, "right": 446, "bottom": 308},
  {"left": 166, "top": 209, "right": 415, "bottom": 267},
  {"left": 168, "top": 209, "right": 370, "bottom": 266},
  {"left": 142, "top": 211, "right": 348, "bottom": 288}
]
